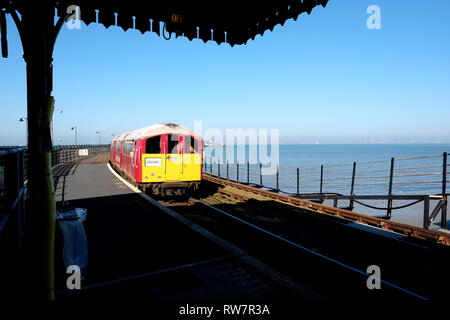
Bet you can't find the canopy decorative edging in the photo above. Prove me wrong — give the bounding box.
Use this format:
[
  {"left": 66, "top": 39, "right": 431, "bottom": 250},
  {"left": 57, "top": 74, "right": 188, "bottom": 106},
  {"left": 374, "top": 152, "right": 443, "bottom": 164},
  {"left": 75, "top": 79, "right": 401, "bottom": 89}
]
[{"left": 1, "top": 0, "right": 329, "bottom": 48}]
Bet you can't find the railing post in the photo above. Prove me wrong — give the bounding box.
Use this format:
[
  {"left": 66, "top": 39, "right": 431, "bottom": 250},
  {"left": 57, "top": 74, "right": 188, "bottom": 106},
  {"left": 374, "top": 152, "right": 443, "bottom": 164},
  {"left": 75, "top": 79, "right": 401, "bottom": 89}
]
[
  {"left": 210, "top": 157, "right": 212, "bottom": 173},
  {"left": 18, "top": 149, "right": 25, "bottom": 251},
  {"left": 276, "top": 165, "right": 279, "bottom": 191},
  {"left": 226, "top": 160, "right": 229, "bottom": 180},
  {"left": 423, "top": 195, "right": 430, "bottom": 229},
  {"left": 237, "top": 163, "right": 239, "bottom": 182},
  {"left": 442, "top": 152, "right": 447, "bottom": 229},
  {"left": 296, "top": 168, "right": 300, "bottom": 195},
  {"left": 320, "top": 165, "right": 323, "bottom": 194},
  {"left": 349, "top": 162, "right": 356, "bottom": 210},
  {"left": 247, "top": 161, "right": 250, "bottom": 184},
  {"left": 387, "top": 157, "right": 395, "bottom": 218},
  {"left": 260, "top": 162, "right": 263, "bottom": 187},
  {"left": 218, "top": 161, "right": 220, "bottom": 177},
  {"left": 4, "top": 150, "right": 22, "bottom": 251}
]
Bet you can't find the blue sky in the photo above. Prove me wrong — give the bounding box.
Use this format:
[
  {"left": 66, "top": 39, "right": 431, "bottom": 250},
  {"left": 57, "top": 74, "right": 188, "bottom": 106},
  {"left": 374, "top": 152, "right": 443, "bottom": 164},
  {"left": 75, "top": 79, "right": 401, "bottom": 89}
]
[{"left": 1, "top": 0, "right": 450, "bottom": 145}]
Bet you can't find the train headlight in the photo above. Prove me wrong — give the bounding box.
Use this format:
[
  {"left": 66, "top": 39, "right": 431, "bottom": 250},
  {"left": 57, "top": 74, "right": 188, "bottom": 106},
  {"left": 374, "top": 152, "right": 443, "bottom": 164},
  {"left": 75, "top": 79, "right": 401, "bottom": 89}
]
[
  {"left": 144, "top": 176, "right": 148, "bottom": 180},
  {"left": 158, "top": 176, "right": 162, "bottom": 180}
]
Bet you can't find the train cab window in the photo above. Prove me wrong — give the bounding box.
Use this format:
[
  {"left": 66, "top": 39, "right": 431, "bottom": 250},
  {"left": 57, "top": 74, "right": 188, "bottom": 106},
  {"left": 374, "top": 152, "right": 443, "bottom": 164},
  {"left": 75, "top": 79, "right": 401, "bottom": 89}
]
[
  {"left": 146, "top": 136, "right": 161, "bottom": 154},
  {"left": 116, "top": 142, "right": 120, "bottom": 153},
  {"left": 184, "top": 136, "right": 199, "bottom": 154},
  {"left": 168, "top": 135, "right": 179, "bottom": 154}
]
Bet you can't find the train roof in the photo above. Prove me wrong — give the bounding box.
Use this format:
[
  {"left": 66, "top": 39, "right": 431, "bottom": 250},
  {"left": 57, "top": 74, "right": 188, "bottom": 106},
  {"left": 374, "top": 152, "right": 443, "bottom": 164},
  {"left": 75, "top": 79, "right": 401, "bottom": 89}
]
[{"left": 112, "top": 123, "right": 199, "bottom": 142}]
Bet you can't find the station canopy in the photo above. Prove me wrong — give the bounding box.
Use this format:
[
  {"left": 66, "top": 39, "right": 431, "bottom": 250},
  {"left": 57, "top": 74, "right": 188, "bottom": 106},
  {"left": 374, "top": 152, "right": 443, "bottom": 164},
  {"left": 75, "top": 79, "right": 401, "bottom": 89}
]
[{"left": 1, "top": 0, "right": 329, "bottom": 47}]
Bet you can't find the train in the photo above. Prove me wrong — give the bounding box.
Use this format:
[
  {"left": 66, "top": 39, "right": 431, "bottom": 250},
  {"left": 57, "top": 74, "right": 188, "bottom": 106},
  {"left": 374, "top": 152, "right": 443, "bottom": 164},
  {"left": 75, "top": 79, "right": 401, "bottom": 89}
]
[{"left": 110, "top": 123, "right": 203, "bottom": 196}]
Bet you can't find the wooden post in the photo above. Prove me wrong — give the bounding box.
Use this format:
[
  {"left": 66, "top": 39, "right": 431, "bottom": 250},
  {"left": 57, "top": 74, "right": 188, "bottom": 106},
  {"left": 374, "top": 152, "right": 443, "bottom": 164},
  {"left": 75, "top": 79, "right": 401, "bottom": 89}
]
[
  {"left": 349, "top": 162, "right": 356, "bottom": 210},
  {"left": 247, "top": 161, "right": 249, "bottom": 184},
  {"left": 442, "top": 152, "right": 447, "bottom": 229},
  {"left": 387, "top": 158, "right": 394, "bottom": 218},
  {"left": 226, "top": 160, "right": 229, "bottom": 180},
  {"left": 260, "top": 162, "right": 263, "bottom": 187},
  {"left": 320, "top": 165, "right": 323, "bottom": 194},
  {"left": 423, "top": 195, "right": 430, "bottom": 229},
  {"left": 296, "top": 168, "right": 300, "bottom": 195},
  {"left": 443, "top": 152, "right": 447, "bottom": 195},
  {"left": 276, "top": 165, "right": 279, "bottom": 191}
]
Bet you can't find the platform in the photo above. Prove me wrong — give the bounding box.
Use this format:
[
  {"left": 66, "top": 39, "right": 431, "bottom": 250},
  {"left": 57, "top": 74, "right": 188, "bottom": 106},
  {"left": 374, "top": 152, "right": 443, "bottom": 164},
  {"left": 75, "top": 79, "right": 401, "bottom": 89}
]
[{"left": 53, "top": 161, "right": 309, "bottom": 300}]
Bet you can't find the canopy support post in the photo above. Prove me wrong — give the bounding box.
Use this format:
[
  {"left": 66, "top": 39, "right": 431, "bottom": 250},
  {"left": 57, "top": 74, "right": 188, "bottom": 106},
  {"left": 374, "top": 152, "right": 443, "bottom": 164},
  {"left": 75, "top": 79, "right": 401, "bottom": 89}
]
[{"left": 10, "top": 2, "right": 66, "bottom": 300}]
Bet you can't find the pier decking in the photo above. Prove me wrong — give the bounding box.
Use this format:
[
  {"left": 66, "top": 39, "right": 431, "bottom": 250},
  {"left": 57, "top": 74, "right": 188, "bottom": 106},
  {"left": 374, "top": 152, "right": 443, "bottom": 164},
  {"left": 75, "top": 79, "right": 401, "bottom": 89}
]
[{"left": 53, "top": 159, "right": 311, "bottom": 300}]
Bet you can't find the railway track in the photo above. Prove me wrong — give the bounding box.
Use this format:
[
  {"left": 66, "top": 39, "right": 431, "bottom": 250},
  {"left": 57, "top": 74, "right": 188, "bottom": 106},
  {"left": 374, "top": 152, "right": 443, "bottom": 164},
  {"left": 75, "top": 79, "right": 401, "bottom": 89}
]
[
  {"left": 204, "top": 174, "right": 450, "bottom": 246},
  {"left": 112, "top": 164, "right": 450, "bottom": 300},
  {"left": 156, "top": 185, "right": 450, "bottom": 301}
]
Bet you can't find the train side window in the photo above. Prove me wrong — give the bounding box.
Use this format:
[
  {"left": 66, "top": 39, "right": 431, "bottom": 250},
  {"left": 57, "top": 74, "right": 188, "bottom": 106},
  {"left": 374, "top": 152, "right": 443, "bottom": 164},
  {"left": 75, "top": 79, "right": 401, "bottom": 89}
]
[
  {"left": 146, "top": 136, "right": 161, "bottom": 154},
  {"left": 184, "top": 136, "right": 199, "bottom": 154},
  {"left": 168, "top": 135, "right": 179, "bottom": 154}
]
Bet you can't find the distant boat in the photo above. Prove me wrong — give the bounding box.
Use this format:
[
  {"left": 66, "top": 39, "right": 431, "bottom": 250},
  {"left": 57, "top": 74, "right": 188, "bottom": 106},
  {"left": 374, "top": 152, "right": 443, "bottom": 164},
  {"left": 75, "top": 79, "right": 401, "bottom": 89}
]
[{"left": 315, "top": 140, "right": 319, "bottom": 145}]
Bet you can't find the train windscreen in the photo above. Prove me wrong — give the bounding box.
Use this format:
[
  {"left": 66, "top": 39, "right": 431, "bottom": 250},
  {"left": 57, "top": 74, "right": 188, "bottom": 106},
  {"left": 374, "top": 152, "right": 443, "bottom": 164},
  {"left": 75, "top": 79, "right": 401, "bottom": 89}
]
[
  {"left": 184, "top": 136, "right": 199, "bottom": 154},
  {"left": 168, "top": 135, "right": 179, "bottom": 154},
  {"left": 146, "top": 136, "right": 161, "bottom": 153}
]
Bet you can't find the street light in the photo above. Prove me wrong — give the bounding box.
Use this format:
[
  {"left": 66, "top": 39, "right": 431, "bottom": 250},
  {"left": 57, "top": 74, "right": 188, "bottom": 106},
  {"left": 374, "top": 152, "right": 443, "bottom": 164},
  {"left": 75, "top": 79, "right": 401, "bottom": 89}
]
[
  {"left": 71, "top": 126, "right": 78, "bottom": 145},
  {"left": 19, "top": 117, "right": 28, "bottom": 146},
  {"left": 96, "top": 131, "right": 101, "bottom": 145}
]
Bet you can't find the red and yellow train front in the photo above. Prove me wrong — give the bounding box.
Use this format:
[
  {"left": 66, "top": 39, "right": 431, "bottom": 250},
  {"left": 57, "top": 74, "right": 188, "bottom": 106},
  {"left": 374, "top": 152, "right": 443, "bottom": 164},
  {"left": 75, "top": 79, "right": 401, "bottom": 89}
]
[{"left": 139, "top": 134, "right": 202, "bottom": 184}]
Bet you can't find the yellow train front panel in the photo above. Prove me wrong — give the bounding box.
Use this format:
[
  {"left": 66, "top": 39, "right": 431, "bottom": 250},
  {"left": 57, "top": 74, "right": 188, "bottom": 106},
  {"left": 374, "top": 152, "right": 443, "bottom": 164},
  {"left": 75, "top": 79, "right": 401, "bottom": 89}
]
[{"left": 141, "top": 153, "right": 202, "bottom": 183}]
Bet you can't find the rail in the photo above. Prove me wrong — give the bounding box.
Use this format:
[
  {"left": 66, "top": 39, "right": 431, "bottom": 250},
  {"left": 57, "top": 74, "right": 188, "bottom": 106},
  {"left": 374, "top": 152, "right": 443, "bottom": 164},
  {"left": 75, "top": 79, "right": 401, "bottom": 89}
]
[{"left": 203, "top": 152, "right": 449, "bottom": 230}]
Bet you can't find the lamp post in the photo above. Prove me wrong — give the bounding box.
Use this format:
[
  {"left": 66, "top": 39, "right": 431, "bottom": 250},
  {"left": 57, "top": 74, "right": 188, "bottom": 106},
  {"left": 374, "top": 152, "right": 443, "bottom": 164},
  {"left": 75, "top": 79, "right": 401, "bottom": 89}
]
[
  {"left": 96, "top": 130, "right": 101, "bottom": 145},
  {"left": 71, "top": 126, "right": 77, "bottom": 145},
  {"left": 19, "top": 117, "right": 28, "bottom": 146}
]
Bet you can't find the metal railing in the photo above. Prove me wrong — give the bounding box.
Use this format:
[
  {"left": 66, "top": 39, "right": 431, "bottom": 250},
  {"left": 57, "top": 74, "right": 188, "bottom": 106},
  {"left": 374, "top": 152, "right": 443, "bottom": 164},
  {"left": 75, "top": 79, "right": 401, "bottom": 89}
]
[
  {"left": 0, "top": 148, "right": 26, "bottom": 251},
  {"left": 50, "top": 145, "right": 109, "bottom": 169},
  {"left": 0, "top": 145, "right": 110, "bottom": 251},
  {"left": 203, "top": 152, "right": 449, "bottom": 230}
]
